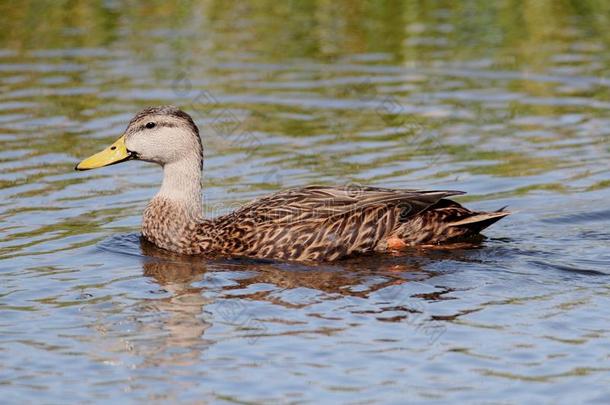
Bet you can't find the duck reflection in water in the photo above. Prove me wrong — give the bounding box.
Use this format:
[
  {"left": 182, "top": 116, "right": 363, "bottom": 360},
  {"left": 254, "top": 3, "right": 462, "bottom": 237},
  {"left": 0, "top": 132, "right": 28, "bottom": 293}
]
[{"left": 134, "top": 234, "right": 488, "bottom": 363}]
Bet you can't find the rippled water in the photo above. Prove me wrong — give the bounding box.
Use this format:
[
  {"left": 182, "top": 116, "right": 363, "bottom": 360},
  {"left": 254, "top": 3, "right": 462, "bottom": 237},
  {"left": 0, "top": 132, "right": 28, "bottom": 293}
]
[{"left": 1, "top": 1, "right": 610, "bottom": 403}]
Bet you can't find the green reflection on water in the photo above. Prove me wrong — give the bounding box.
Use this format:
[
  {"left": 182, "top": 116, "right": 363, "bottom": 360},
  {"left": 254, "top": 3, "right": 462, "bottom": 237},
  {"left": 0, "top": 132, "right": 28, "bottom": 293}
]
[{"left": 1, "top": 0, "right": 609, "bottom": 62}]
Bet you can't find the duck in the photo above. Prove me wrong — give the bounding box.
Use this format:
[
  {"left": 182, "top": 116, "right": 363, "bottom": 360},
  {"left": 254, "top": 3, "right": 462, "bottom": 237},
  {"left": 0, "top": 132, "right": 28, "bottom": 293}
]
[{"left": 76, "top": 105, "right": 509, "bottom": 262}]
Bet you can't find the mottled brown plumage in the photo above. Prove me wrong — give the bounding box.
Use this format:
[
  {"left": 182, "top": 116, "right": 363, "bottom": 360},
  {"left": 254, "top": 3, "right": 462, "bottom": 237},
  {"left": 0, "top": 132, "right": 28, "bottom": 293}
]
[
  {"left": 142, "top": 184, "right": 509, "bottom": 261},
  {"left": 78, "top": 106, "right": 510, "bottom": 262}
]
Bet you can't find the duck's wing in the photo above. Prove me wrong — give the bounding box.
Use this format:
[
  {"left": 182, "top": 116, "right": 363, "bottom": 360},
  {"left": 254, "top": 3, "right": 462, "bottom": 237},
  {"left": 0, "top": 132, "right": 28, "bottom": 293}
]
[
  {"left": 231, "top": 185, "right": 464, "bottom": 226},
  {"left": 212, "top": 185, "right": 465, "bottom": 261}
]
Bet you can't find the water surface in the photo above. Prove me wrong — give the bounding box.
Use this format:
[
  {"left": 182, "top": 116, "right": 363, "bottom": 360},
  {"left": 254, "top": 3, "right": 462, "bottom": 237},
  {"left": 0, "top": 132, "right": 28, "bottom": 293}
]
[{"left": 1, "top": 1, "right": 609, "bottom": 403}]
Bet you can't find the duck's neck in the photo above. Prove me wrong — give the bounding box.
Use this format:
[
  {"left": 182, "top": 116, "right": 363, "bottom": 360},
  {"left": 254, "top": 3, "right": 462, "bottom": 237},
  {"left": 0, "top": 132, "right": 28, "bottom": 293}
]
[{"left": 155, "top": 156, "right": 203, "bottom": 217}]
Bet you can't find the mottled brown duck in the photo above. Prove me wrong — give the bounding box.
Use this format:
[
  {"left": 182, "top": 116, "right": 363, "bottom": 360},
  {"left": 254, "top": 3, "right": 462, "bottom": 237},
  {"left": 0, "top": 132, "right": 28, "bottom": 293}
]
[{"left": 76, "top": 106, "right": 509, "bottom": 262}]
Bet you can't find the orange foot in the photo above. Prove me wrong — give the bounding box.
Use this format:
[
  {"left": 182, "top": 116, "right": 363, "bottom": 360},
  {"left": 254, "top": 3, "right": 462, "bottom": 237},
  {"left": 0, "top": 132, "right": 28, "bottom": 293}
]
[{"left": 386, "top": 236, "right": 408, "bottom": 250}]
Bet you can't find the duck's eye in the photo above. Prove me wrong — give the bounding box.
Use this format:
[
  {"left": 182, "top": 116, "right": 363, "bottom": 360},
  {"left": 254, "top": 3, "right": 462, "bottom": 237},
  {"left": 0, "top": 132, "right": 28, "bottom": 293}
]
[{"left": 145, "top": 122, "right": 156, "bottom": 129}]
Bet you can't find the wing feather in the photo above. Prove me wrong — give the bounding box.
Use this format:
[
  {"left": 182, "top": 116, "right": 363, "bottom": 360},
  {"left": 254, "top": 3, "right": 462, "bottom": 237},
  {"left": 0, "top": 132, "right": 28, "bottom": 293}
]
[{"left": 233, "top": 185, "right": 464, "bottom": 226}]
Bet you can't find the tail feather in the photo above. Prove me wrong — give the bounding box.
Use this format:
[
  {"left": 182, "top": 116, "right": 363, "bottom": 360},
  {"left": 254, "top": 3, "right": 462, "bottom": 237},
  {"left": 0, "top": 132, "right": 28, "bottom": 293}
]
[
  {"left": 448, "top": 210, "right": 510, "bottom": 233},
  {"left": 389, "top": 202, "right": 510, "bottom": 247}
]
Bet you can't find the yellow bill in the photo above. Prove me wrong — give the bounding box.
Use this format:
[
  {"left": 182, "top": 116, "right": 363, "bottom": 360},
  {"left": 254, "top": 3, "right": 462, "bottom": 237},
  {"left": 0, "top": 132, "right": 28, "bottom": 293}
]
[{"left": 75, "top": 136, "right": 132, "bottom": 171}]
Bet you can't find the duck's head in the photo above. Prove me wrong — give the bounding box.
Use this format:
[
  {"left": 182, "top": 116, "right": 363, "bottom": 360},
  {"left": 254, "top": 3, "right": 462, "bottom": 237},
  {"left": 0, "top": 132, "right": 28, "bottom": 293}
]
[{"left": 75, "top": 106, "right": 202, "bottom": 171}]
